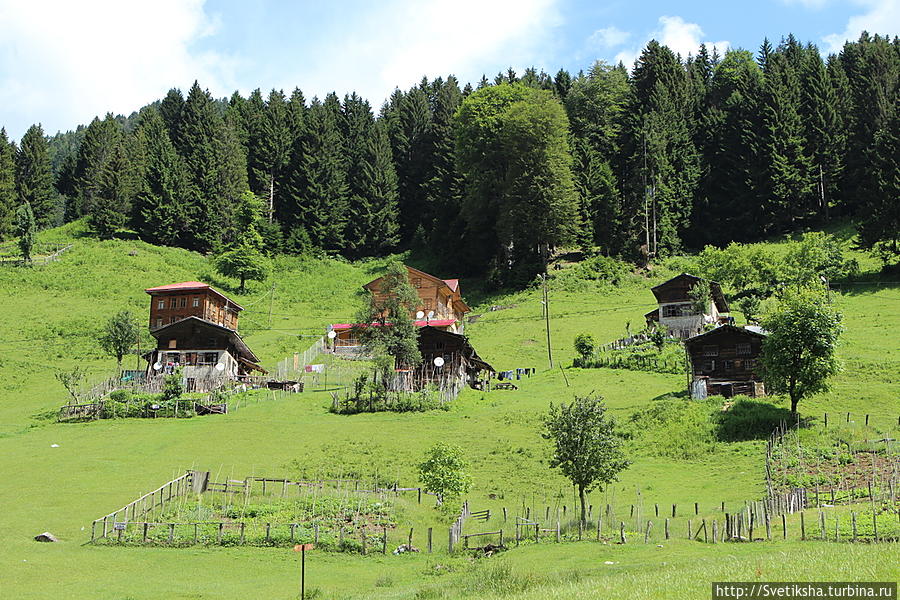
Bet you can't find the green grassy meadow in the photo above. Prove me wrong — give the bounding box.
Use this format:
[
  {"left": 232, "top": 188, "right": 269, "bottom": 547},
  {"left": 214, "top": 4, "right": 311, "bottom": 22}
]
[{"left": 0, "top": 222, "right": 897, "bottom": 598}]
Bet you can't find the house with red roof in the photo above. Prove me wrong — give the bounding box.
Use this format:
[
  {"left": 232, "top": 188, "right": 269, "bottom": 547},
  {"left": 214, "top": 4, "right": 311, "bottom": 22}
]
[{"left": 143, "top": 282, "right": 264, "bottom": 390}]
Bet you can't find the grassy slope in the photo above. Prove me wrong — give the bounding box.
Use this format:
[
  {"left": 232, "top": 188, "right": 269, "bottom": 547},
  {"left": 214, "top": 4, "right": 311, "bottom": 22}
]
[{"left": 0, "top": 223, "right": 897, "bottom": 599}]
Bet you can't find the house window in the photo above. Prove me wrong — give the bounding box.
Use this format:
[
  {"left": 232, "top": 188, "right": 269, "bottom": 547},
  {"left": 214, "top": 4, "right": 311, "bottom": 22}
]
[
  {"left": 157, "top": 300, "right": 165, "bottom": 310},
  {"left": 168, "top": 339, "right": 177, "bottom": 349},
  {"left": 702, "top": 360, "right": 715, "bottom": 372},
  {"left": 736, "top": 343, "right": 751, "bottom": 356},
  {"left": 745, "top": 359, "right": 756, "bottom": 370},
  {"left": 722, "top": 360, "right": 734, "bottom": 371},
  {"left": 202, "top": 352, "right": 218, "bottom": 365},
  {"left": 425, "top": 298, "right": 434, "bottom": 311},
  {"left": 169, "top": 298, "right": 177, "bottom": 308},
  {"left": 703, "top": 345, "right": 719, "bottom": 357},
  {"left": 179, "top": 297, "right": 187, "bottom": 308},
  {"left": 412, "top": 277, "right": 422, "bottom": 288},
  {"left": 662, "top": 305, "right": 680, "bottom": 318},
  {"left": 192, "top": 297, "right": 200, "bottom": 308},
  {"left": 155, "top": 318, "right": 163, "bottom": 328}
]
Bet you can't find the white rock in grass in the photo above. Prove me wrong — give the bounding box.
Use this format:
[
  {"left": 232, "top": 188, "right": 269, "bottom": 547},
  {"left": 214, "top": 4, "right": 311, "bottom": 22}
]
[
  {"left": 604, "top": 561, "right": 616, "bottom": 565},
  {"left": 34, "top": 532, "right": 58, "bottom": 542},
  {"left": 50, "top": 444, "right": 59, "bottom": 448}
]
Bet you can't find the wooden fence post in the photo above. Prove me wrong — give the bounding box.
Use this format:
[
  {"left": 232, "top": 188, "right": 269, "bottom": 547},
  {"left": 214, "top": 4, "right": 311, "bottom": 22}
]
[
  {"left": 688, "top": 519, "right": 693, "bottom": 540},
  {"left": 644, "top": 521, "right": 652, "bottom": 543},
  {"left": 782, "top": 514, "right": 787, "bottom": 540},
  {"left": 712, "top": 520, "right": 718, "bottom": 544},
  {"left": 596, "top": 517, "right": 601, "bottom": 541},
  {"left": 665, "top": 518, "right": 670, "bottom": 540},
  {"left": 619, "top": 521, "right": 626, "bottom": 544},
  {"left": 143, "top": 522, "right": 149, "bottom": 543},
  {"left": 427, "top": 527, "right": 432, "bottom": 553},
  {"left": 851, "top": 512, "right": 857, "bottom": 541},
  {"left": 217, "top": 523, "right": 223, "bottom": 544},
  {"left": 383, "top": 525, "right": 388, "bottom": 554},
  {"left": 800, "top": 512, "right": 805, "bottom": 541},
  {"left": 672, "top": 504, "right": 676, "bottom": 518},
  {"left": 168, "top": 523, "right": 174, "bottom": 543}
]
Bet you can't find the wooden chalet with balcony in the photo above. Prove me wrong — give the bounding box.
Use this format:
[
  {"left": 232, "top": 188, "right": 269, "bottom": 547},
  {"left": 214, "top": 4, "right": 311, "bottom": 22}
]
[
  {"left": 685, "top": 324, "right": 767, "bottom": 399},
  {"left": 329, "top": 266, "right": 471, "bottom": 353},
  {"left": 645, "top": 273, "right": 730, "bottom": 338},
  {"left": 143, "top": 282, "right": 264, "bottom": 391}
]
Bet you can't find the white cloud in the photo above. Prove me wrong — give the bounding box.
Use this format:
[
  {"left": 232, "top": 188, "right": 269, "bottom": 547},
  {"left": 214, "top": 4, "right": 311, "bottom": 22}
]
[
  {"left": 277, "top": 0, "right": 561, "bottom": 109},
  {"left": 614, "top": 16, "right": 729, "bottom": 69},
  {"left": 590, "top": 26, "right": 631, "bottom": 49},
  {"left": 823, "top": 0, "right": 900, "bottom": 53},
  {"left": 0, "top": 0, "right": 234, "bottom": 139}
]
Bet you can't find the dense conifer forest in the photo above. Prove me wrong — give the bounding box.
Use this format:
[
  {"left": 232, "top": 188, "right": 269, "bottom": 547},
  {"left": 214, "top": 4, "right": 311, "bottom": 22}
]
[{"left": 0, "top": 33, "right": 897, "bottom": 284}]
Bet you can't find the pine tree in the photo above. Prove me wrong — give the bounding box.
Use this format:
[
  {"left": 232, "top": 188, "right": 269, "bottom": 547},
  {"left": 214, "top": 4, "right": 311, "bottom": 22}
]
[
  {"left": 177, "top": 81, "right": 247, "bottom": 250},
  {"left": 760, "top": 48, "right": 815, "bottom": 232},
  {"left": 0, "top": 128, "right": 16, "bottom": 238},
  {"left": 391, "top": 86, "right": 433, "bottom": 242},
  {"left": 424, "top": 76, "right": 465, "bottom": 254},
  {"left": 857, "top": 92, "right": 899, "bottom": 262},
  {"left": 88, "top": 138, "right": 132, "bottom": 239},
  {"left": 15, "top": 201, "right": 36, "bottom": 262},
  {"left": 799, "top": 44, "right": 844, "bottom": 221},
  {"left": 283, "top": 97, "right": 349, "bottom": 251},
  {"left": 840, "top": 33, "right": 900, "bottom": 214},
  {"left": 132, "top": 108, "right": 193, "bottom": 246},
  {"left": 74, "top": 114, "right": 122, "bottom": 221},
  {"left": 623, "top": 41, "right": 700, "bottom": 257},
  {"left": 15, "top": 124, "right": 55, "bottom": 228},
  {"left": 158, "top": 88, "right": 184, "bottom": 143}
]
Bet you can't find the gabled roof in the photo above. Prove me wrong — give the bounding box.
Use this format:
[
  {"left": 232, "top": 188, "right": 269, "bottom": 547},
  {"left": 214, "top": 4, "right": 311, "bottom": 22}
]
[
  {"left": 443, "top": 279, "right": 459, "bottom": 292},
  {"left": 149, "top": 316, "right": 261, "bottom": 365},
  {"left": 651, "top": 273, "right": 728, "bottom": 313},
  {"left": 145, "top": 281, "right": 243, "bottom": 311},
  {"left": 684, "top": 324, "right": 767, "bottom": 346}
]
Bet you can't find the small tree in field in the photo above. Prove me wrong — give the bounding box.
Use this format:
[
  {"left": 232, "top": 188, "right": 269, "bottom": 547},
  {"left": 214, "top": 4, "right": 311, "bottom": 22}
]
[
  {"left": 99, "top": 310, "right": 140, "bottom": 373},
  {"left": 761, "top": 288, "right": 842, "bottom": 415},
  {"left": 418, "top": 442, "right": 471, "bottom": 506},
  {"left": 55, "top": 366, "right": 85, "bottom": 404},
  {"left": 573, "top": 333, "right": 595, "bottom": 364},
  {"left": 15, "top": 201, "right": 36, "bottom": 263},
  {"left": 542, "top": 395, "right": 630, "bottom": 526}
]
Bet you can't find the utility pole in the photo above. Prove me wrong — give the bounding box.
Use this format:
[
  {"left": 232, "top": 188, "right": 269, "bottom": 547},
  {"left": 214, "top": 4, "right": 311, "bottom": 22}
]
[
  {"left": 267, "top": 283, "right": 276, "bottom": 329},
  {"left": 543, "top": 274, "right": 553, "bottom": 369}
]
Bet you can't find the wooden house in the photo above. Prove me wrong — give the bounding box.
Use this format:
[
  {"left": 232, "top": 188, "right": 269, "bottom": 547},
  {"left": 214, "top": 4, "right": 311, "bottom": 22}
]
[
  {"left": 645, "top": 273, "right": 729, "bottom": 338},
  {"left": 410, "top": 326, "right": 494, "bottom": 391},
  {"left": 143, "top": 282, "right": 263, "bottom": 391},
  {"left": 145, "top": 281, "right": 242, "bottom": 331},
  {"left": 685, "top": 325, "right": 766, "bottom": 398},
  {"left": 329, "top": 266, "right": 471, "bottom": 353}
]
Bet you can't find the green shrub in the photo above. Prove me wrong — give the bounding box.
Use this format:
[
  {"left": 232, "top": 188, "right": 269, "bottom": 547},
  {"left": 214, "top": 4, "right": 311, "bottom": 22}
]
[{"left": 714, "top": 397, "right": 795, "bottom": 441}]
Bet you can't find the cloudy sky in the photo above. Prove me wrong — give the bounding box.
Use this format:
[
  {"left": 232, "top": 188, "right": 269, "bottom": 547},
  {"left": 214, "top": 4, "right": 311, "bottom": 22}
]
[{"left": 0, "top": 0, "right": 897, "bottom": 140}]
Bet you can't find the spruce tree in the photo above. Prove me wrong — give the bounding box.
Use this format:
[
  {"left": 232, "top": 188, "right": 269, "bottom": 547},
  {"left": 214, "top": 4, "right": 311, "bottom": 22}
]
[
  {"left": 15, "top": 124, "right": 55, "bottom": 228},
  {"left": 15, "top": 201, "right": 36, "bottom": 262},
  {"left": 89, "top": 139, "right": 131, "bottom": 239},
  {"left": 177, "top": 81, "right": 247, "bottom": 250},
  {"left": 74, "top": 114, "right": 122, "bottom": 221},
  {"left": 424, "top": 76, "right": 465, "bottom": 254},
  {"left": 158, "top": 88, "right": 184, "bottom": 143},
  {"left": 858, "top": 92, "right": 899, "bottom": 263},
  {"left": 283, "top": 96, "right": 349, "bottom": 251},
  {"left": 623, "top": 41, "right": 700, "bottom": 257},
  {"left": 760, "top": 48, "right": 814, "bottom": 232},
  {"left": 132, "top": 108, "right": 193, "bottom": 246},
  {"left": 0, "top": 128, "right": 16, "bottom": 238}
]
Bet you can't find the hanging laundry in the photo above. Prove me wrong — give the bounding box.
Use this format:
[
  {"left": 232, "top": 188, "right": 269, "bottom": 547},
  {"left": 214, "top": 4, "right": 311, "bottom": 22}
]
[
  {"left": 304, "top": 365, "right": 313, "bottom": 373},
  {"left": 311, "top": 364, "right": 326, "bottom": 373}
]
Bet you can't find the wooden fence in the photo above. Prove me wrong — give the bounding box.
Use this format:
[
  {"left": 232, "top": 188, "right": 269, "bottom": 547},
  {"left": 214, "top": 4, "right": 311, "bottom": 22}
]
[
  {"left": 91, "top": 471, "right": 195, "bottom": 541},
  {"left": 0, "top": 242, "right": 72, "bottom": 266}
]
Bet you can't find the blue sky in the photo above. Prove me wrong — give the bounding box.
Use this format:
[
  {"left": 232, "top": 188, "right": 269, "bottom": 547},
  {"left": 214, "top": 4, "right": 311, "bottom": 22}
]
[{"left": 0, "top": 0, "right": 897, "bottom": 140}]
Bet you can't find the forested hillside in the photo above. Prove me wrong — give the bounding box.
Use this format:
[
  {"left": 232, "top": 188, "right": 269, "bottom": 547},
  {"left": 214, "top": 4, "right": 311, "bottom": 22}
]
[{"left": 0, "top": 33, "right": 897, "bottom": 284}]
